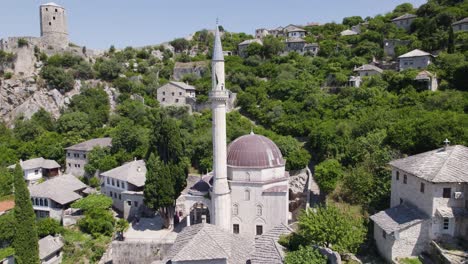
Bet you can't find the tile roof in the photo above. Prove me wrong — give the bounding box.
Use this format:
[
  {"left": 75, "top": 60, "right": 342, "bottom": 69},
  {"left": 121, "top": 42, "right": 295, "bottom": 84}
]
[
  {"left": 284, "top": 25, "right": 306, "bottom": 32},
  {"left": 354, "top": 64, "right": 383, "bottom": 73},
  {"left": 370, "top": 203, "right": 429, "bottom": 234},
  {"left": 392, "top": 13, "right": 417, "bottom": 21},
  {"left": 453, "top": 17, "right": 468, "bottom": 25},
  {"left": 165, "top": 223, "right": 253, "bottom": 264},
  {"left": 8, "top": 157, "right": 60, "bottom": 170},
  {"left": 29, "top": 174, "right": 86, "bottom": 205},
  {"left": 65, "top": 138, "right": 112, "bottom": 151},
  {"left": 251, "top": 223, "right": 293, "bottom": 264},
  {"left": 41, "top": 2, "right": 61, "bottom": 7},
  {"left": 39, "top": 235, "right": 64, "bottom": 260},
  {"left": 398, "top": 49, "right": 431, "bottom": 58},
  {"left": 100, "top": 160, "right": 146, "bottom": 187},
  {"left": 0, "top": 200, "right": 14, "bottom": 214},
  {"left": 389, "top": 145, "right": 468, "bottom": 183}
]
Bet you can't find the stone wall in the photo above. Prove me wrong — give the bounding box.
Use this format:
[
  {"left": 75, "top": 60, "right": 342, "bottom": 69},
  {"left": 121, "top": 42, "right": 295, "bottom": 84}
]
[
  {"left": 173, "top": 61, "right": 208, "bottom": 81},
  {"left": 111, "top": 241, "right": 173, "bottom": 264}
]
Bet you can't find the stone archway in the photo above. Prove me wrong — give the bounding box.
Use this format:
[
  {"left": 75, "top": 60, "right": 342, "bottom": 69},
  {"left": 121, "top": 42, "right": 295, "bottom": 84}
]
[{"left": 188, "top": 202, "right": 210, "bottom": 226}]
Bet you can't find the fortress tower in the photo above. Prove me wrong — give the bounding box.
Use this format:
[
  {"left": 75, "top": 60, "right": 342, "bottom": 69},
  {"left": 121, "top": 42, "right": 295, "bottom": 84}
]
[{"left": 40, "top": 2, "right": 69, "bottom": 48}]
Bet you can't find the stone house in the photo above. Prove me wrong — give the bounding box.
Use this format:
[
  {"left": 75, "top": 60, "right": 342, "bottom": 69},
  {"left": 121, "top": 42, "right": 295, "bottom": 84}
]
[
  {"left": 354, "top": 64, "right": 383, "bottom": 77},
  {"left": 29, "top": 174, "right": 87, "bottom": 221},
  {"left": 370, "top": 144, "right": 468, "bottom": 262},
  {"left": 414, "top": 70, "right": 438, "bottom": 91},
  {"left": 100, "top": 159, "right": 148, "bottom": 220},
  {"left": 284, "top": 24, "right": 306, "bottom": 38},
  {"left": 8, "top": 157, "right": 60, "bottom": 185},
  {"left": 65, "top": 137, "right": 112, "bottom": 177},
  {"left": 303, "top": 43, "right": 319, "bottom": 56},
  {"left": 156, "top": 81, "right": 196, "bottom": 108},
  {"left": 238, "top": 39, "right": 263, "bottom": 58},
  {"left": 348, "top": 76, "right": 362, "bottom": 88},
  {"left": 398, "top": 49, "right": 432, "bottom": 71},
  {"left": 392, "top": 13, "right": 417, "bottom": 31},
  {"left": 39, "top": 235, "right": 64, "bottom": 264},
  {"left": 285, "top": 37, "right": 307, "bottom": 53},
  {"left": 255, "top": 28, "right": 270, "bottom": 39},
  {"left": 452, "top": 17, "right": 468, "bottom": 32},
  {"left": 383, "top": 39, "right": 411, "bottom": 58}
]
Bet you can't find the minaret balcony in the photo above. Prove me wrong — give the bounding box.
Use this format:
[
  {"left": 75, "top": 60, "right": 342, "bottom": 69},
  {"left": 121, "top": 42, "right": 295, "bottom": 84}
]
[{"left": 209, "top": 90, "right": 229, "bottom": 101}]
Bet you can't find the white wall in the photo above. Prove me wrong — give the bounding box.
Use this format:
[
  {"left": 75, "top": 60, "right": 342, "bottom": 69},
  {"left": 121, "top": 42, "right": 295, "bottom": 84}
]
[
  {"left": 24, "top": 168, "right": 43, "bottom": 182},
  {"left": 399, "top": 56, "right": 431, "bottom": 71}
]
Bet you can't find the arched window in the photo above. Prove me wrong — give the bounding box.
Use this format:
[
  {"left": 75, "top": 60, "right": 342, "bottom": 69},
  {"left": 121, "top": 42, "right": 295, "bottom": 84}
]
[
  {"left": 39, "top": 199, "right": 43, "bottom": 206},
  {"left": 256, "top": 205, "right": 262, "bottom": 216},
  {"left": 232, "top": 204, "right": 239, "bottom": 215},
  {"left": 244, "top": 189, "right": 250, "bottom": 201},
  {"left": 44, "top": 199, "right": 48, "bottom": 207},
  {"left": 35, "top": 198, "right": 39, "bottom": 205}
]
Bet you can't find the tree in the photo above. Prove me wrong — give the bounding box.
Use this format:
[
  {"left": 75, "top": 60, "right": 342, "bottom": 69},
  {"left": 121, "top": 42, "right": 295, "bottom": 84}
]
[
  {"left": 284, "top": 246, "right": 327, "bottom": 264},
  {"left": 262, "top": 36, "right": 285, "bottom": 58},
  {"left": 95, "top": 59, "right": 123, "bottom": 81},
  {"left": 71, "top": 194, "right": 113, "bottom": 212},
  {"left": 40, "top": 65, "right": 75, "bottom": 92},
  {"left": 0, "top": 167, "right": 13, "bottom": 197},
  {"left": 12, "top": 164, "right": 40, "bottom": 264},
  {"left": 314, "top": 159, "right": 343, "bottom": 194},
  {"left": 170, "top": 38, "right": 190, "bottom": 53},
  {"left": 84, "top": 147, "right": 117, "bottom": 176},
  {"left": 342, "top": 16, "right": 364, "bottom": 27},
  {"left": 37, "top": 218, "right": 63, "bottom": 238},
  {"left": 78, "top": 208, "right": 114, "bottom": 237},
  {"left": 298, "top": 205, "right": 366, "bottom": 254}
]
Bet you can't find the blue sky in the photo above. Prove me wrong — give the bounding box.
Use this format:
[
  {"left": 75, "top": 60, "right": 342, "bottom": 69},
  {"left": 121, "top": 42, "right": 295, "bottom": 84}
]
[{"left": 1, "top": 0, "right": 427, "bottom": 49}]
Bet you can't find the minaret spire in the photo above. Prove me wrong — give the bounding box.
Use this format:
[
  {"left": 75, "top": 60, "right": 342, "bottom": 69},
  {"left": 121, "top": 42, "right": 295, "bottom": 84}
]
[{"left": 210, "top": 21, "right": 231, "bottom": 232}]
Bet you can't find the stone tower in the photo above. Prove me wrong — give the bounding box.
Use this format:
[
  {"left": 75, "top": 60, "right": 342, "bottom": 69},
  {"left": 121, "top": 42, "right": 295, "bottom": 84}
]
[
  {"left": 40, "top": 2, "right": 69, "bottom": 48},
  {"left": 210, "top": 24, "right": 232, "bottom": 232}
]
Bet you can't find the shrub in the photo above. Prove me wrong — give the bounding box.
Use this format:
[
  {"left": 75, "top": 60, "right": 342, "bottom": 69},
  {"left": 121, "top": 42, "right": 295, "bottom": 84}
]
[
  {"left": 4, "top": 72, "right": 13, "bottom": 79},
  {"left": 17, "top": 38, "right": 28, "bottom": 47},
  {"left": 314, "top": 159, "right": 344, "bottom": 194},
  {"left": 285, "top": 246, "right": 327, "bottom": 264},
  {"left": 40, "top": 66, "right": 75, "bottom": 92},
  {"left": 95, "top": 59, "right": 123, "bottom": 81},
  {"left": 37, "top": 217, "right": 63, "bottom": 238},
  {"left": 72, "top": 194, "right": 113, "bottom": 211},
  {"left": 77, "top": 208, "right": 114, "bottom": 237}
]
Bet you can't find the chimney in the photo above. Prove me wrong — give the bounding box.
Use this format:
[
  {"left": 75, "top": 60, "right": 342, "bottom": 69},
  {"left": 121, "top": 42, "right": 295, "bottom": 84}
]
[{"left": 443, "top": 138, "right": 450, "bottom": 151}]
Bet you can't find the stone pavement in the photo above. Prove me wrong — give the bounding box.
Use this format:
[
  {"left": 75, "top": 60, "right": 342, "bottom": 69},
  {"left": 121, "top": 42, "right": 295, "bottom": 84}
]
[{"left": 123, "top": 215, "right": 185, "bottom": 243}]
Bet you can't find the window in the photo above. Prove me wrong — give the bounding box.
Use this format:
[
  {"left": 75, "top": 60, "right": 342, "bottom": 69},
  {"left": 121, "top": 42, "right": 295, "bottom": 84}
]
[
  {"left": 382, "top": 230, "right": 386, "bottom": 239},
  {"left": 420, "top": 183, "right": 425, "bottom": 193},
  {"left": 78, "top": 164, "right": 80, "bottom": 168},
  {"left": 110, "top": 191, "right": 113, "bottom": 197},
  {"left": 233, "top": 224, "right": 240, "bottom": 234},
  {"left": 179, "top": 92, "right": 182, "bottom": 96},
  {"left": 172, "top": 92, "right": 175, "bottom": 96},
  {"left": 67, "top": 153, "right": 70, "bottom": 157},
  {"left": 68, "top": 163, "right": 71, "bottom": 167},
  {"left": 112, "top": 179, "right": 115, "bottom": 186},
  {"left": 396, "top": 171, "right": 399, "bottom": 181},
  {"left": 162, "top": 91, "right": 165, "bottom": 95},
  {"left": 117, "top": 181, "right": 120, "bottom": 188},
  {"left": 443, "top": 218, "right": 449, "bottom": 230},
  {"left": 83, "top": 154, "right": 86, "bottom": 159},
  {"left": 256, "top": 225, "right": 263, "bottom": 235},
  {"left": 40, "top": 199, "right": 43, "bottom": 206},
  {"left": 119, "top": 194, "right": 121, "bottom": 200},
  {"left": 44, "top": 199, "right": 48, "bottom": 207},
  {"left": 256, "top": 205, "right": 262, "bottom": 216},
  {"left": 162, "top": 98, "right": 165, "bottom": 102},
  {"left": 35, "top": 170, "right": 39, "bottom": 175},
  {"left": 400, "top": 198, "right": 403, "bottom": 205},
  {"left": 232, "top": 204, "right": 238, "bottom": 215},
  {"left": 175, "top": 99, "right": 179, "bottom": 103},
  {"left": 443, "top": 188, "right": 451, "bottom": 198},
  {"left": 403, "top": 175, "right": 407, "bottom": 184},
  {"left": 55, "top": 8, "right": 58, "bottom": 12},
  {"left": 127, "top": 201, "right": 132, "bottom": 206},
  {"left": 107, "top": 177, "right": 110, "bottom": 184},
  {"left": 122, "top": 182, "right": 126, "bottom": 189},
  {"left": 114, "top": 193, "right": 117, "bottom": 198},
  {"left": 244, "top": 189, "right": 250, "bottom": 201},
  {"left": 53, "top": 16, "right": 55, "bottom": 20},
  {"left": 46, "top": 8, "right": 48, "bottom": 11},
  {"left": 134, "top": 201, "right": 138, "bottom": 207}
]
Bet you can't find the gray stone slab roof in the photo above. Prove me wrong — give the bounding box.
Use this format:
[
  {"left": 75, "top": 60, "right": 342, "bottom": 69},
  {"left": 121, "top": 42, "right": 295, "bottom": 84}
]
[
  {"left": 392, "top": 13, "right": 417, "bottom": 21},
  {"left": 263, "top": 185, "right": 288, "bottom": 193},
  {"left": 39, "top": 235, "right": 64, "bottom": 260},
  {"left": 370, "top": 203, "right": 429, "bottom": 234},
  {"left": 251, "top": 223, "right": 293, "bottom": 264},
  {"left": 415, "top": 70, "right": 434, "bottom": 81},
  {"left": 340, "top": 29, "right": 358, "bottom": 36},
  {"left": 65, "top": 138, "right": 112, "bottom": 151},
  {"left": 170, "top": 81, "right": 196, "bottom": 90},
  {"left": 389, "top": 145, "right": 468, "bottom": 183},
  {"left": 436, "top": 207, "right": 468, "bottom": 218},
  {"left": 239, "top": 39, "right": 263, "bottom": 46},
  {"left": 354, "top": 64, "right": 383, "bottom": 73},
  {"left": 8, "top": 157, "right": 60, "bottom": 170},
  {"left": 398, "top": 49, "right": 431, "bottom": 58},
  {"left": 29, "top": 174, "right": 86, "bottom": 205},
  {"left": 100, "top": 160, "right": 146, "bottom": 187},
  {"left": 165, "top": 223, "right": 253, "bottom": 264},
  {"left": 453, "top": 17, "right": 468, "bottom": 25}
]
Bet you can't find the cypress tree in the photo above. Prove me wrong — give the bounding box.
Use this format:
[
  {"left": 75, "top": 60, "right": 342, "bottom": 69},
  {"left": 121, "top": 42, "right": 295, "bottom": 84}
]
[
  {"left": 448, "top": 26, "right": 455, "bottom": 54},
  {"left": 12, "top": 164, "right": 40, "bottom": 264}
]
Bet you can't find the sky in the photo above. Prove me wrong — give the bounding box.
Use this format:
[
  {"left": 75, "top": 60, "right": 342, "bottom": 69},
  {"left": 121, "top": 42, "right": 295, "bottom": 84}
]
[{"left": 0, "top": 0, "right": 427, "bottom": 50}]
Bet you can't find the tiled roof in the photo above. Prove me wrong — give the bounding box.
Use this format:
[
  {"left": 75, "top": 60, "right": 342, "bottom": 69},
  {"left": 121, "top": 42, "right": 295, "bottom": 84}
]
[
  {"left": 41, "top": 2, "right": 61, "bottom": 7},
  {"left": 370, "top": 203, "right": 429, "bottom": 234},
  {"left": 392, "top": 13, "right": 417, "bottom": 21},
  {"left": 436, "top": 207, "right": 468, "bottom": 218},
  {"left": 398, "top": 49, "right": 431, "bottom": 58},
  {"left": 0, "top": 200, "right": 14, "bottom": 213},
  {"left": 227, "top": 133, "right": 285, "bottom": 169},
  {"left": 389, "top": 145, "right": 468, "bottom": 183},
  {"left": 165, "top": 223, "right": 253, "bottom": 264},
  {"left": 9, "top": 157, "right": 60, "bottom": 170},
  {"left": 100, "top": 160, "right": 146, "bottom": 187},
  {"left": 251, "top": 223, "right": 293, "bottom": 264},
  {"left": 65, "top": 138, "right": 112, "bottom": 151},
  {"left": 29, "top": 174, "right": 86, "bottom": 205},
  {"left": 39, "top": 235, "right": 64, "bottom": 260},
  {"left": 284, "top": 24, "right": 306, "bottom": 32},
  {"left": 354, "top": 64, "right": 383, "bottom": 73},
  {"left": 453, "top": 17, "right": 468, "bottom": 25}
]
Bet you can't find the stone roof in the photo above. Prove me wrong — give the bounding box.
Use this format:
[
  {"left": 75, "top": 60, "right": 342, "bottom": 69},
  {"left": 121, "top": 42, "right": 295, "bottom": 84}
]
[
  {"left": 39, "top": 235, "right": 64, "bottom": 260},
  {"left": 8, "top": 157, "right": 60, "bottom": 170},
  {"left": 169, "top": 81, "right": 196, "bottom": 90},
  {"left": 263, "top": 185, "right": 288, "bottom": 193},
  {"left": 389, "top": 145, "right": 468, "bottom": 183},
  {"left": 164, "top": 223, "right": 253, "bottom": 264},
  {"left": 101, "top": 160, "right": 146, "bottom": 187},
  {"left": 239, "top": 39, "right": 263, "bottom": 46},
  {"left": 340, "top": 29, "right": 358, "bottom": 36},
  {"left": 29, "top": 174, "right": 86, "bottom": 205},
  {"left": 65, "top": 138, "right": 112, "bottom": 152},
  {"left": 392, "top": 13, "right": 417, "bottom": 21},
  {"left": 436, "top": 207, "right": 468, "bottom": 218},
  {"left": 284, "top": 25, "right": 306, "bottom": 32},
  {"left": 370, "top": 203, "right": 429, "bottom": 234},
  {"left": 453, "top": 17, "right": 468, "bottom": 25},
  {"left": 415, "top": 70, "right": 435, "bottom": 81},
  {"left": 398, "top": 49, "right": 431, "bottom": 58},
  {"left": 354, "top": 64, "right": 383, "bottom": 73},
  {"left": 227, "top": 133, "right": 285, "bottom": 169},
  {"left": 251, "top": 223, "right": 293, "bottom": 264},
  {"left": 41, "top": 2, "right": 62, "bottom": 7},
  {"left": 304, "top": 43, "right": 319, "bottom": 47},
  {"left": 188, "top": 179, "right": 210, "bottom": 195}
]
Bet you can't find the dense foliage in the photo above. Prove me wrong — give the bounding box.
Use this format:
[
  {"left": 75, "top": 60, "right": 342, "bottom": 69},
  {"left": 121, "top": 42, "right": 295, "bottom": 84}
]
[
  {"left": 37, "top": 218, "right": 63, "bottom": 238},
  {"left": 284, "top": 246, "right": 327, "bottom": 264}
]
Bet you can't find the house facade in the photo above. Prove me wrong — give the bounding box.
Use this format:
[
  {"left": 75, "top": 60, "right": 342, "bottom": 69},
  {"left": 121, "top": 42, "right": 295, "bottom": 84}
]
[
  {"left": 370, "top": 144, "right": 468, "bottom": 262},
  {"left": 156, "top": 81, "right": 196, "bottom": 108},
  {"left": 392, "top": 13, "right": 417, "bottom": 31},
  {"left": 284, "top": 25, "right": 306, "bottom": 38},
  {"left": 238, "top": 39, "right": 263, "bottom": 58},
  {"left": 414, "top": 70, "right": 438, "bottom": 91},
  {"left": 100, "top": 159, "right": 147, "bottom": 220},
  {"left": 29, "top": 174, "right": 87, "bottom": 221},
  {"left": 398, "top": 49, "right": 432, "bottom": 71},
  {"left": 8, "top": 158, "right": 60, "bottom": 185},
  {"left": 65, "top": 138, "right": 112, "bottom": 177},
  {"left": 452, "top": 17, "right": 468, "bottom": 32},
  {"left": 354, "top": 64, "right": 383, "bottom": 77}
]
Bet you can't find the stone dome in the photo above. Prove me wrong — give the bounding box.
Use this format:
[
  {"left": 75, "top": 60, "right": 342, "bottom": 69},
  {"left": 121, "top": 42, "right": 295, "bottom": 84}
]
[
  {"left": 227, "top": 133, "right": 285, "bottom": 168},
  {"left": 189, "top": 180, "right": 210, "bottom": 195}
]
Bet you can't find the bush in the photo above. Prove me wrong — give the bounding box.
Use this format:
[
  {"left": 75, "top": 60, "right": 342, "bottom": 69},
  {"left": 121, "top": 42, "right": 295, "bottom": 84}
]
[
  {"left": 95, "top": 59, "right": 123, "bottom": 81},
  {"left": 17, "top": 38, "right": 28, "bottom": 47},
  {"left": 285, "top": 246, "right": 327, "bottom": 264},
  {"left": 37, "top": 217, "right": 63, "bottom": 238},
  {"left": 72, "top": 194, "right": 113, "bottom": 211},
  {"left": 3, "top": 72, "right": 13, "bottom": 79},
  {"left": 314, "top": 159, "right": 344, "bottom": 194},
  {"left": 40, "top": 65, "right": 75, "bottom": 92},
  {"left": 77, "top": 208, "right": 114, "bottom": 237}
]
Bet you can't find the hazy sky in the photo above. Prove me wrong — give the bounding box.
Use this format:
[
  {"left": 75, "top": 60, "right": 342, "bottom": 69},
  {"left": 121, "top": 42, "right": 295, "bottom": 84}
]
[{"left": 0, "top": 0, "right": 427, "bottom": 49}]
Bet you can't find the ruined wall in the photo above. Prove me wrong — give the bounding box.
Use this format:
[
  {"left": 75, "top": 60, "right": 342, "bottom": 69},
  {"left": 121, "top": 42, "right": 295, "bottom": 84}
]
[{"left": 111, "top": 241, "right": 173, "bottom": 264}]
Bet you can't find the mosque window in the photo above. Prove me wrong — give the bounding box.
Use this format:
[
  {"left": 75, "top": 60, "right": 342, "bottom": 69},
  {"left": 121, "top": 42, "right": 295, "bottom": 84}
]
[
  {"left": 233, "top": 224, "right": 240, "bottom": 234},
  {"left": 244, "top": 189, "right": 250, "bottom": 201},
  {"left": 232, "top": 204, "right": 238, "bottom": 215},
  {"left": 256, "top": 225, "right": 263, "bottom": 235},
  {"left": 256, "top": 205, "right": 262, "bottom": 216}
]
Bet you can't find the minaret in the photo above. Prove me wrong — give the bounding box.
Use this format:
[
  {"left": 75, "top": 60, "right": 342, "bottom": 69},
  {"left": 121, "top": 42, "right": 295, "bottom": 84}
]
[{"left": 210, "top": 23, "right": 231, "bottom": 232}]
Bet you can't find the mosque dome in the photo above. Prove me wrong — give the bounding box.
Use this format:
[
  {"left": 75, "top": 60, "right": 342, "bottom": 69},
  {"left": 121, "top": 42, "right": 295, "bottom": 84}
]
[
  {"left": 227, "top": 133, "right": 285, "bottom": 168},
  {"left": 188, "top": 180, "right": 210, "bottom": 195}
]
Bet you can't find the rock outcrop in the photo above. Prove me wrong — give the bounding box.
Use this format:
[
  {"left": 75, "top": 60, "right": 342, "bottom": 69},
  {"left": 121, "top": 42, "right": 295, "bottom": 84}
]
[{"left": 172, "top": 61, "right": 208, "bottom": 81}]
